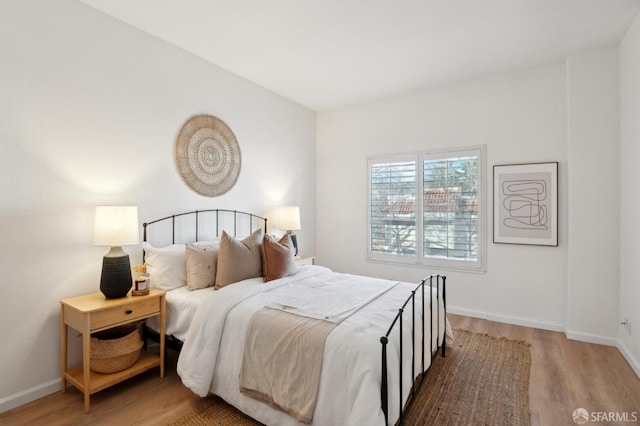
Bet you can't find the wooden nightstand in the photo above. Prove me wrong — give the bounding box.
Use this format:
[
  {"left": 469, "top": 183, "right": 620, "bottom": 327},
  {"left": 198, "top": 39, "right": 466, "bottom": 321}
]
[
  {"left": 60, "top": 289, "right": 166, "bottom": 413},
  {"left": 295, "top": 256, "right": 315, "bottom": 266}
]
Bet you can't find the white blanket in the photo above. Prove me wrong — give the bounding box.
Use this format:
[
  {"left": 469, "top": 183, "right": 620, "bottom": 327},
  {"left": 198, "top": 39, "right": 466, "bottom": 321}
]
[
  {"left": 265, "top": 271, "right": 398, "bottom": 322},
  {"left": 176, "top": 266, "right": 447, "bottom": 425},
  {"left": 238, "top": 272, "right": 397, "bottom": 422}
]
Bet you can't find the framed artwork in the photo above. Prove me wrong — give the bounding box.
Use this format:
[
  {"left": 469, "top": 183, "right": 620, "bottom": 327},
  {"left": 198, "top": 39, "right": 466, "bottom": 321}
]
[{"left": 493, "top": 162, "right": 558, "bottom": 246}]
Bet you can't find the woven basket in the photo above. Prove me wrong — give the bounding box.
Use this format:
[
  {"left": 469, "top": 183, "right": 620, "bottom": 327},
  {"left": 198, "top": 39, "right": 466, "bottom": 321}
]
[{"left": 90, "top": 324, "right": 143, "bottom": 374}]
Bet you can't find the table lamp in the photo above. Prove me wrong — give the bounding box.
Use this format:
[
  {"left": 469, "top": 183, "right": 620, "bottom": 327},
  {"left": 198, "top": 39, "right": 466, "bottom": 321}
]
[
  {"left": 93, "top": 206, "right": 139, "bottom": 298},
  {"left": 276, "top": 206, "right": 301, "bottom": 256}
]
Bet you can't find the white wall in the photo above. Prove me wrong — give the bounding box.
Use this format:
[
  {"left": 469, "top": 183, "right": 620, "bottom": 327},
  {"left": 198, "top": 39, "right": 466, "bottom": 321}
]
[
  {"left": 317, "top": 65, "right": 570, "bottom": 330},
  {"left": 317, "top": 47, "right": 626, "bottom": 347},
  {"left": 566, "top": 48, "right": 620, "bottom": 345},
  {"left": 619, "top": 11, "right": 640, "bottom": 376},
  {"left": 0, "top": 0, "right": 315, "bottom": 412}
]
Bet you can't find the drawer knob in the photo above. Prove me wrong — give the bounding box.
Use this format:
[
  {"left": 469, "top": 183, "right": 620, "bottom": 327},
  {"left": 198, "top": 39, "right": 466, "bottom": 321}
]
[{"left": 125, "top": 309, "right": 133, "bottom": 315}]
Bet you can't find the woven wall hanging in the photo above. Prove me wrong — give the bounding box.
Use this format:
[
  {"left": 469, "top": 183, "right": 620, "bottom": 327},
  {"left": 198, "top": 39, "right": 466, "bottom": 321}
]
[{"left": 175, "top": 114, "right": 241, "bottom": 197}]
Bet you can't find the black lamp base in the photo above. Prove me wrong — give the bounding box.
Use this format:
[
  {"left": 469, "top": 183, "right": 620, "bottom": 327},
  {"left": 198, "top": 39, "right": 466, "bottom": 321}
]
[
  {"left": 100, "top": 248, "right": 133, "bottom": 299},
  {"left": 290, "top": 233, "right": 299, "bottom": 257}
]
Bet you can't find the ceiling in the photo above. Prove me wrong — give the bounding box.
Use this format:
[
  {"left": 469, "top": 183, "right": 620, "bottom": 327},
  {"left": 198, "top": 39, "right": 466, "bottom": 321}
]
[{"left": 78, "top": 0, "right": 640, "bottom": 111}]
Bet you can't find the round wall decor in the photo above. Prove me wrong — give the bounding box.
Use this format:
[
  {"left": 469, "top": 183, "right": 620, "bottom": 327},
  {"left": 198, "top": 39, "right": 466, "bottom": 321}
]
[{"left": 175, "top": 114, "right": 241, "bottom": 197}]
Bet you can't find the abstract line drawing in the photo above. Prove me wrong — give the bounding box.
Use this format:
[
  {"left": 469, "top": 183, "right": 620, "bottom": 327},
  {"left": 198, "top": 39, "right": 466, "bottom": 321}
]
[
  {"left": 493, "top": 162, "right": 558, "bottom": 246},
  {"left": 501, "top": 179, "right": 548, "bottom": 230}
]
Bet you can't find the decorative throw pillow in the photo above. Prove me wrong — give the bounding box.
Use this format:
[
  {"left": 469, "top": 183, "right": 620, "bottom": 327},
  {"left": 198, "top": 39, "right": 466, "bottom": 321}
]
[
  {"left": 193, "top": 238, "right": 221, "bottom": 246},
  {"left": 185, "top": 243, "right": 219, "bottom": 291},
  {"left": 261, "top": 234, "right": 297, "bottom": 282},
  {"left": 215, "top": 229, "right": 264, "bottom": 289},
  {"left": 142, "top": 242, "right": 187, "bottom": 291}
]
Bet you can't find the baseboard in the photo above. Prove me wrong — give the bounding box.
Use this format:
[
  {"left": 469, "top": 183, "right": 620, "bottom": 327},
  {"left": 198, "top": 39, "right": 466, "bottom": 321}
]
[
  {"left": 448, "top": 306, "right": 623, "bottom": 347},
  {"left": 447, "top": 306, "right": 565, "bottom": 333},
  {"left": 617, "top": 339, "right": 640, "bottom": 378},
  {"left": 564, "top": 328, "right": 618, "bottom": 347},
  {"left": 0, "top": 378, "right": 59, "bottom": 414},
  {"left": 448, "top": 305, "right": 640, "bottom": 380}
]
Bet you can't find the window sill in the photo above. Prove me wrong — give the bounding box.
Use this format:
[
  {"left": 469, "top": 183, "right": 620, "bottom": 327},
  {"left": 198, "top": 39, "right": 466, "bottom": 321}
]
[{"left": 365, "top": 256, "right": 486, "bottom": 274}]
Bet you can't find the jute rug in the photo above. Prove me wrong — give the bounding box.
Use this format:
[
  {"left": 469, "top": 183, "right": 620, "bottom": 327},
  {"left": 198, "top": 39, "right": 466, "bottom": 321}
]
[
  {"left": 168, "top": 396, "right": 259, "bottom": 426},
  {"left": 403, "top": 329, "right": 531, "bottom": 425},
  {"left": 169, "top": 329, "right": 531, "bottom": 426}
]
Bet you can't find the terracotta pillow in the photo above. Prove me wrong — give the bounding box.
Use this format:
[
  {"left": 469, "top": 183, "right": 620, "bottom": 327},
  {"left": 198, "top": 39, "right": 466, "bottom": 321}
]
[
  {"left": 215, "top": 229, "right": 264, "bottom": 289},
  {"left": 185, "top": 243, "right": 219, "bottom": 291},
  {"left": 261, "top": 234, "right": 297, "bottom": 283}
]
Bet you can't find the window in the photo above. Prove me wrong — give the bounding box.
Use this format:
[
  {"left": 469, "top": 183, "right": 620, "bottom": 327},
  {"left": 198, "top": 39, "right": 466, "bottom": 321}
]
[{"left": 368, "top": 146, "right": 486, "bottom": 272}]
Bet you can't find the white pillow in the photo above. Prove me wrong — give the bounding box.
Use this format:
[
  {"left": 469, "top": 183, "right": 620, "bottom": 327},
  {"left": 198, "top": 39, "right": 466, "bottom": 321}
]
[{"left": 143, "top": 242, "right": 187, "bottom": 291}]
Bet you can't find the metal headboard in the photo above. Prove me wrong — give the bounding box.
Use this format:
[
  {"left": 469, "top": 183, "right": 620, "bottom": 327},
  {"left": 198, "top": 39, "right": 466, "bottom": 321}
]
[{"left": 142, "top": 209, "right": 267, "bottom": 262}]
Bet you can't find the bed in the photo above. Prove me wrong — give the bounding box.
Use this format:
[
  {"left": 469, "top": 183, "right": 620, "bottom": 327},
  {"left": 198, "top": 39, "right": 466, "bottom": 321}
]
[{"left": 141, "top": 209, "right": 447, "bottom": 425}]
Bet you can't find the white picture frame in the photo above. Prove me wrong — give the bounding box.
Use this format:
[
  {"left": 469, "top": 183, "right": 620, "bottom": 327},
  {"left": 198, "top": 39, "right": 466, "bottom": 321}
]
[{"left": 493, "top": 162, "right": 558, "bottom": 246}]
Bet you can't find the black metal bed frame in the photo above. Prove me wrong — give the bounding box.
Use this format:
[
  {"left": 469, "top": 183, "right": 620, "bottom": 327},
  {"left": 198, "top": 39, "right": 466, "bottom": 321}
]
[
  {"left": 380, "top": 274, "right": 446, "bottom": 425},
  {"left": 142, "top": 209, "right": 268, "bottom": 262},
  {"left": 142, "top": 209, "right": 446, "bottom": 425}
]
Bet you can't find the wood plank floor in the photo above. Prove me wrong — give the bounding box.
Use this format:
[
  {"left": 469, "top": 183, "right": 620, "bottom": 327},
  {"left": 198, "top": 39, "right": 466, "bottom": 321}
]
[
  {"left": 1, "top": 314, "right": 638, "bottom": 425},
  {"left": 450, "top": 314, "right": 640, "bottom": 426}
]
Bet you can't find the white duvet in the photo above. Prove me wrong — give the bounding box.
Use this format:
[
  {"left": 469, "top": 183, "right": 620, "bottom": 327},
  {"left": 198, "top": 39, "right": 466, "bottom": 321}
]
[
  {"left": 146, "top": 286, "right": 205, "bottom": 341},
  {"left": 176, "top": 265, "right": 447, "bottom": 426}
]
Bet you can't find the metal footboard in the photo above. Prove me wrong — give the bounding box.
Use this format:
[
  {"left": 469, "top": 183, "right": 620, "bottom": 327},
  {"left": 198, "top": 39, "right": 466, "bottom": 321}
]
[{"left": 380, "top": 275, "right": 446, "bottom": 425}]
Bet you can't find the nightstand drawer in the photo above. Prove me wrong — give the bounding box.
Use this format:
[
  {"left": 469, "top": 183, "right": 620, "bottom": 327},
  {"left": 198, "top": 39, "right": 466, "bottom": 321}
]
[{"left": 91, "top": 298, "right": 160, "bottom": 331}]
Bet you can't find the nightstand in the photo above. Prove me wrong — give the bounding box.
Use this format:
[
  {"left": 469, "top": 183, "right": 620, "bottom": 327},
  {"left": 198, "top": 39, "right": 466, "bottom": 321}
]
[
  {"left": 60, "top": 289, "right": 166, "bottom": 413},
  {"left": 295, "top": 256, "right": 315, "bottom": 266}
]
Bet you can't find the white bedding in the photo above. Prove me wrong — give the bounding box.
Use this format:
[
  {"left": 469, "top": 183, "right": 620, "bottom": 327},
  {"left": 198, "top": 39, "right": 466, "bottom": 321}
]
[
  {"left": 145, "top": 285, "right": 211, "bottom": 341},
  {"left": 175, "top": 265, "right": 447, "bottom": 426}
]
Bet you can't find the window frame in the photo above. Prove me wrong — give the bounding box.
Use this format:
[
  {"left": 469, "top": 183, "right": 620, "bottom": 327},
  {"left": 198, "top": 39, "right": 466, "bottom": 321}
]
[{"left": 367, "top": 145, "right": 487, "bottom": 273}]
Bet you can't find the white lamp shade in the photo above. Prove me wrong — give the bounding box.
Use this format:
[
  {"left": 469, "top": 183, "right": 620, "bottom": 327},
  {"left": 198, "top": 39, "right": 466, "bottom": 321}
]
[
  {"left": 276, "top": 206, "right": 301, "bottom": 231},
  {"left": 93, "top": 206, "right": 139, "bottom": 247}
]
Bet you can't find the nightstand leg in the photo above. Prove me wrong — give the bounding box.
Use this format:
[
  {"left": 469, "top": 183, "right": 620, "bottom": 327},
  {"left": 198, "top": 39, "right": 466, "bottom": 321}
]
[
  {"left": 60, "top": 308, "right": 67, "bottom": 393},
  {"left": 82, "top": 328, "right": 91, "bottom": 413},
  {"left": 160, "top": 294, "right": 166, "bottom": 378}
]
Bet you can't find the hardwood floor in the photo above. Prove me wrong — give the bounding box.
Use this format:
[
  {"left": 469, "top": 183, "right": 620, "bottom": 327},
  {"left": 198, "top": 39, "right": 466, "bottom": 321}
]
[
  {"left": 449, "top": 314, "right": 640, "bottom": 426},
  {"left": 1, "top": 315, "right": 638, "bottom": 425}
]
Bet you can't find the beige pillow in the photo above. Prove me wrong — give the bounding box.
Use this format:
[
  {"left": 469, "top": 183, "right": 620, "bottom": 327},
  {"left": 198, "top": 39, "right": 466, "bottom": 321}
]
[
  {"left": 185, "top": 243, "right": 219, "bottom": 291},
  {"left": 262, "top": 234, "right": 297, "bottom": 282},
  {"left": 215, "top": 229, "right": 264, "bottom": 289}
]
